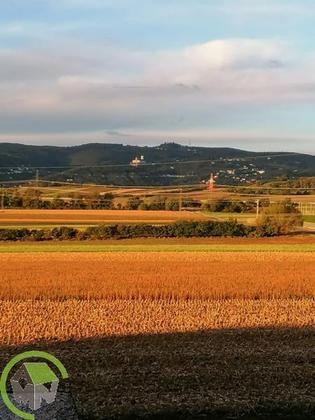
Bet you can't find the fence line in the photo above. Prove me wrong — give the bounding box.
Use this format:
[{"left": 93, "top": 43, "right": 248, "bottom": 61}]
[{"left": 297, "top": 202, "right": 315, "bottom": 215}]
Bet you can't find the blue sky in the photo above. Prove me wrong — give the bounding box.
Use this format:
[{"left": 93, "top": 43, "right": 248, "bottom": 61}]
[{"left": 0, "top": 0, "right": 315, "bottom": 153}]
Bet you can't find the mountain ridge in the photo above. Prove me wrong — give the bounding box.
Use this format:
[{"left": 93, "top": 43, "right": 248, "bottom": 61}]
[{"left": 0, "top": 142, "right": 314, "bottom": 185}]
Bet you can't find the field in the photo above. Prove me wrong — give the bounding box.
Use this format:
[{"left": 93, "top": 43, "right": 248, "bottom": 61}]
[
  {"left": 2, "top": 185, "right": 315, "bottom": 231},
  {"left": 1, "top": 235, "right": 315, "bottom": 253},
  {"left": 0, "top": 207, "right": 310, "bottom": 230},
  {"left": 0, "top": 208, "right": 259, "bottom": 232},
  {"left": 0, "top": 209, "right": 207, "bottom": 228},
  {"left": 0, "top": 241, "right": 314, "bottom": 418},
  {"left": 0, "top": 252, "right": 314, "bottom": 301},
  {"left": 16, "top": 184, "right": 315, "bottom": 203}
]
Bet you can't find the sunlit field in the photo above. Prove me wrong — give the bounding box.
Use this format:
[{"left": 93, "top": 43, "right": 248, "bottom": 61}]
[
  {"left": 0, "top": 209, "right": 204, "bottom": 227},
  {"left": 1, "top": 299, "right": 314, "bottom": 346},
  {"left": 0, "top": 252, "right": 314, "bottom": 300},
  {"left": 2, "top": 0, "right": 315, "bottom": 416},
  {"left": 0, "top": 244, "right": 314, "bottom": 418}
]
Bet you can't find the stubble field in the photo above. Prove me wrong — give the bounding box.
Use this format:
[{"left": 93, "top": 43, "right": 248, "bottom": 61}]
[
  {"left": 0, "top": 246, "right": 314, "bottom": 418},
  {"left": 0, "top": 252, "right": 314, "bottom": 301},
  {"left": 0, "top": 209, "right": 204, "bottom": 226}
]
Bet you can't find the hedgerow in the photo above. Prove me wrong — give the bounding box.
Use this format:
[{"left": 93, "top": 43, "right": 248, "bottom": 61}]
[{"left": 0, "top": 220, "right": 255, "bottom": 241}]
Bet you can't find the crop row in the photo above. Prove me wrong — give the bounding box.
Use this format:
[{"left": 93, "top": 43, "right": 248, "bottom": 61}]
[{"left": 0, "top": 252, "right": 314, "bottom": 300}]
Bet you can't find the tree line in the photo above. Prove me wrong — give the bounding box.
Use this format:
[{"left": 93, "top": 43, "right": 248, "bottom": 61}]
[
  {"left": 228, "top": 177, "right": 315, "bottom": 195},
  {"left": 0, "top": 201, "right": 304, "bottom": 241},
  {"left": 1, "top": 188, "right": 303, "bottom": 217},
  {"left": 0, "top": 221, "right": 254, "bottom": 241},
  {"left": 1, "top": 190, "right": 115, "bottom": 209}
]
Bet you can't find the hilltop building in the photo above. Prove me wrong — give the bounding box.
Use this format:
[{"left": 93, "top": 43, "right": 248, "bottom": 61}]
[{"left": 130, "top": 155, "right": 146, "bottom": 167}]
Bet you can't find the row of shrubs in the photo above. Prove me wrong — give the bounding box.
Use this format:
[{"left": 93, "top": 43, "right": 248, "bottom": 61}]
[
  {"left": 3, "top": 194, "right": 201, "bottom": 211},
  {"left": 2, "top": 195, "right": 114, "bottom": 210},
  {"left": 125, "top": 196, "right": 201, "bottom": 211},
  {"left": 0, "top": 220, "right": 255, "bottom": 241},
  {"left": 202, "top": 199, "right": 262, "bottom": 213}
]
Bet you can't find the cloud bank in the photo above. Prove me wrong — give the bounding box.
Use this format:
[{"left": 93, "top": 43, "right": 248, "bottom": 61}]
[{"left": 0, "top": 34, "right": 314, "bottom": 152}]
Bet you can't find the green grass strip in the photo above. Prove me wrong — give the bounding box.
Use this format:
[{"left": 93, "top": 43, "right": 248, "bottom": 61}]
[{"left": 0, "top": 243, "right": 314, "bottom": 253}]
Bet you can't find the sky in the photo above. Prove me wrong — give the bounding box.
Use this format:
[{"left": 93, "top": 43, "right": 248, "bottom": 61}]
[{"left": 0, "top": 0, "right": 315, "bottom": 153}]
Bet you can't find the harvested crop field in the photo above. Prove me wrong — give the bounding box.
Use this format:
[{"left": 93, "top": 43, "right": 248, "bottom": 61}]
[
  {"left": 0, "top": 209, "right": 204, "bottom": 226},
  {"left": 1, "top": 299, "right": 314, "bottom": 345},
  {"left": 1, "top": 248, "right": 314, "bottom": 418},
  {"left": 0, "top": 252, "right": 314, "bottom": 300}
]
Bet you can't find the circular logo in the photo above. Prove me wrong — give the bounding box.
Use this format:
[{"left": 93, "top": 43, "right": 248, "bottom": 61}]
[{"left": 0, "top": 351, "right": 69, "bottom": 419}]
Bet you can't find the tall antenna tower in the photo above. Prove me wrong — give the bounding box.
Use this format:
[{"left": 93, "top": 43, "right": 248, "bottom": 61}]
[{"left": 208, "top": 173, "right": 215, "bottom": 192}]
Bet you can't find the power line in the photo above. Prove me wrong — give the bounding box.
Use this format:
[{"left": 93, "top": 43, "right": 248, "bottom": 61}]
[
  {"left": 1, "top": 178, "right": 315, "bottom": 193},
  {"left": 0, "top": 179, "right": 34, "bottom": 185},
  {"left": 0, "top": 152, "right": 307, "bottom": 170},
  {"left": 222, "top": 185, "right": 315, "bottom": 191},
  {"left": 1, "top": 151, "right": 314, "bottom": 189}
]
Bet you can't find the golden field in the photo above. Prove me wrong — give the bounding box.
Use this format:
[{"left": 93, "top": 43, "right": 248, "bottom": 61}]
[
  {"left": 0, "top": 252, "right": 314, "bottom": 300},
  {"left": 0, "top": 248, "right": 314, "bottom": 418},
  {"left": 0, "top": 209, "right": 203, "bottom": 226},
  {"left": 0, "top": 299, "right": 314, "bottom": 346}
]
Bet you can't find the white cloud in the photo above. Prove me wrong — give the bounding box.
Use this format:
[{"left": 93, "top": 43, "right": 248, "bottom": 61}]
[
  {"left": 146, "top": 39, "right": 287, "bottom": 85},
  {"left": 0, "top": 37, "right": 314, "bottom": 149}
]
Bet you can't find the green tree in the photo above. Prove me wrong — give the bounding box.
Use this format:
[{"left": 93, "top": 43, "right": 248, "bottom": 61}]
[
  {"left": 146, "top": 196, "right": 166, "bottom": 210},
  {"left": 165, "top": 199, "right": 180, "bottom": 211},
  {"left": 257, "top": 199, "right": 303, "bottom": 236},
  {"left": 126, "top": 196, "right": 142, "bottom": 210}
]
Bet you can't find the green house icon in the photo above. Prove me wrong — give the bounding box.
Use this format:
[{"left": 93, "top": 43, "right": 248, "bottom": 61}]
[{"left": 10, "top": 362, "right": 59, "bottom": 411}]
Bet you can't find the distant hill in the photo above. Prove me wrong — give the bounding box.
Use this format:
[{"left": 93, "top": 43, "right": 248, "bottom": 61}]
[{"left": 0, "top": 142, "right": 314, "bottom": 186}]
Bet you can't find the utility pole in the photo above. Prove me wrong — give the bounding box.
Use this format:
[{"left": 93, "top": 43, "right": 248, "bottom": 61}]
[
  {"left": 35, "top": 170, "right": 39, "bottom": 188},
  {"left": 256, "top": 199, "right": 260, "bottom": 221},
  {"left": 179, "top": 187, "right": 183, "bottom": 212},
  {"left": 1, "top": 186, "right": 4, "bottom": 211}
]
